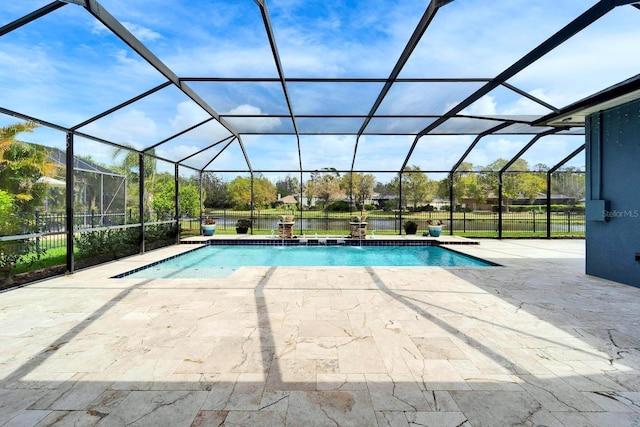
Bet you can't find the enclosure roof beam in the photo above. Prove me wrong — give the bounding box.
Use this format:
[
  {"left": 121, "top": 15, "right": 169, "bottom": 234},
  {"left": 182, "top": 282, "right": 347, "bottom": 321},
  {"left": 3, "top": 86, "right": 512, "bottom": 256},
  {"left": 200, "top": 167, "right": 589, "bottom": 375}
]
[
  {"left": 199, "top": 169, "right": 453, "bottom": 174},
  {"left": 501, "top": 82, "right": 559, "bottom": 113},
  {"left": 401, "top": 0, "right": 625, "bottom": 171},
  {"left": 177, "top": 135, "right": 235, "bottom": 164},
  {"left": 180, "top": 77, "right": 491, "bottom": 83},
  {"left": 548, "top": 144, "right": 585, "bottom": 174},
  {"left": 71, "top": 81, "right": 173, "bottom": 131},
  {"left": 351, "top": 0, "right": 453, "bottom": 172},
  {"left": 76, "top": 0, "right": 241, "bottom": 142},
  {"left": 71, "top": 0, "right": 253, "bottom": 172},
  {"left": 0, "top": 107, "right": 71, "bottom": 134},
  {"left": 499, "top": 128, "right": 565, "bottom": 174},
  {"left": 201, "top": 138, "right": 236, "bottom": 172},
  {"left": 254, "top": 0, "right": 302, "bottom": 173},
  {"left": 450, "top": 122, "right": 515, "bottom": 173},
  {"left": 143, "top": 117, "right": 216, "bottom": 153},
  {"left": 0, "top": 1, "right": 67, "bottom": 37}
]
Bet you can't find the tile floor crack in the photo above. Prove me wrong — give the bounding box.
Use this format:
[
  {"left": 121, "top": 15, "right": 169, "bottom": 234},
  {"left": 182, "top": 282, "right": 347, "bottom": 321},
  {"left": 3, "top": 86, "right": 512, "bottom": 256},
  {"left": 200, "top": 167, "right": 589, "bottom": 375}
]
[
  {"left": 258, "top": 393, "right": 289, "bottom": 411},
  {"left": 123, "top": 392, "right": 193, "bottom": 426}
]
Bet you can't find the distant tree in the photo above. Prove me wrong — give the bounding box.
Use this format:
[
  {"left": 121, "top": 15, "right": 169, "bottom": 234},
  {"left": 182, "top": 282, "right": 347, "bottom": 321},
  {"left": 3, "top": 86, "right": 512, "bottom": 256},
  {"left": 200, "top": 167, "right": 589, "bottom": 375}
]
[
  {"left": 310, "top": 173, "right": 342, "bottom": 207},
  {"left": 0, "top": 122, "right": 57, "bottom": 213},
  {"left": 341, "top": 172, "right": 375, "bottom": 210},
  {"left": 149, "top": 177, "right": 175, "bottom": 220},
  {"left": 518, "top": 173, "right": 546, "bottom": 204},
  {"left": 179, "top": 184, "right": 200, "bottom": 217},
  {"left": 252, "top": 175, "right": 277, "bottom": 208},
  {"left": 0, "top": 190, "right": 39, "bottom": 284},
  {"left": 534, "top": 163, "right": 549, "bottom": 172},
  {"left": 397, "top": 165, "right": 434, "bottom": 209},
  {"left": 227, "top": 175, "right": 276, "bottom": 209},
  {"left": 227, "top": 176, "right": 251, "bottom": 209},
  {"left": 202, "top": 173, "right": 230, "bottom": 209},
  {"left": 275, "top": 175, "right": 300, "bottom": 198},
  {"left": 552, "top": 167, "right": 585, "bottom": 202},
  {"left": 112, "top": 146, "right": 157, "bottom": 219},
  {"left": 440, "top": 163, "right": 487, "bottom": 207},
  {"left": 0, "top": 121, "right": 56, "bottom": 284},
  {"left": 456, "top": 173, "right": 486, "bottom": 206},
  {"left": 482, "top": 158, "right": 545, "bottom": 210},
  {"left": 374, "top": 180, "right": 394, "bottom": 196}
]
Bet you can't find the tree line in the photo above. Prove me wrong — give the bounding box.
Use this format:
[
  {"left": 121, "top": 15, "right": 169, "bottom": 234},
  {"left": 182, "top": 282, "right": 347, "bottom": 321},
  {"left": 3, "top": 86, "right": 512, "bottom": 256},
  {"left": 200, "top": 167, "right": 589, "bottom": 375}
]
[{"left": 201, "top": 160, "right": 584, "bottom": 212}]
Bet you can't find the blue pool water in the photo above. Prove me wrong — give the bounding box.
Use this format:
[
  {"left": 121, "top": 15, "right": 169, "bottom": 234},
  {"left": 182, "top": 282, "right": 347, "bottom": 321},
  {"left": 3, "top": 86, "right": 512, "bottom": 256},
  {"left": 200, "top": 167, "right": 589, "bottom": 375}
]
[{"left": 119, "top": 245, "right": 493, "bottom": 279}]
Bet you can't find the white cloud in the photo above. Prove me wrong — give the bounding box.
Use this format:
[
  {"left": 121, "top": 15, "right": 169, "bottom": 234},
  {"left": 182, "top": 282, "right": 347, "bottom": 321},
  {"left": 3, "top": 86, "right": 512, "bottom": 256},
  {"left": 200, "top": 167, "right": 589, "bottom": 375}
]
[
  {"left": 461, "top": 93, "right": 551, "bottom": 117},
  {"left": 91, "top": 19, "right": 162, "bottom": 43},
  {"left": 224, "top": 104, "right": 282, "bottom": 133},
  {"left": 171, "top": 101, "right": 211, "bottom": 132},
  {"left": 122, "top": 21, "right": 162, "bottom": 42},
  {"left": 299, "top": 135, "right": 356, "bottom": 171},
  {"left": 461, "top": 96, "right": 498, "bottom": 116},
  {"left": 80, "top": 109, "right": 157, "bottom": 150}
]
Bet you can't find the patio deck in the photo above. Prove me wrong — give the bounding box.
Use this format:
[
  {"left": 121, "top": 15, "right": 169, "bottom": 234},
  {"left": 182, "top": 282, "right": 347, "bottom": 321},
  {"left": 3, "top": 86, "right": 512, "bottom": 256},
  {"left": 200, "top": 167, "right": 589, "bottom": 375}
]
[{"left": 2, "top": 239, "right": 640, "bottom": 426}]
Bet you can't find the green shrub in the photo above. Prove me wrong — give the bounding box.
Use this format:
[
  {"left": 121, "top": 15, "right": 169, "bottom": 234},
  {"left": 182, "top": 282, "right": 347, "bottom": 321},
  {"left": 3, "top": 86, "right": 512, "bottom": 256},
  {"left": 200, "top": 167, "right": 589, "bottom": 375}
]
[
  {"left": 383, "top": 200, "right": 396, "bottom": 211},
  {"left": 145, "top": 223, "right": 178, "bottom": 251},
  {"left": 403, "top": 220, "right": 418, "bottom": 234},
  {"left": 0, "top": 190, "right": 42, "bottom": 284},
  {"left": 324, "top": 201, "right": 350, "bottom": 212},
  {"left": 75, "top": 228, "right": 140, "bottom": 261},
  {"left": 236, "top": 219, "right": 252, "bottom": 228}
]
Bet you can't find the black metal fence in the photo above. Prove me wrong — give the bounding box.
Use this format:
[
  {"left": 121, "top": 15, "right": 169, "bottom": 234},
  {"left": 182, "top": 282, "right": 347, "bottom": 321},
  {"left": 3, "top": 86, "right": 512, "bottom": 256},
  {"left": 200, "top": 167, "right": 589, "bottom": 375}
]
[
  {"left": 2, "top": 208, "right": 585, "bottom": 257},
  {"left": 200, "top": 209, "right": 585, "bottom": 237}
]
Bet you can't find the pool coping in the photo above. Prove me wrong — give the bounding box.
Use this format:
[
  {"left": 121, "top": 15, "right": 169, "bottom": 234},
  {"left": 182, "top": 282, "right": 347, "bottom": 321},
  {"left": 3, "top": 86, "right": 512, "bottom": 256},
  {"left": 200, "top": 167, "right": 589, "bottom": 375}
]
[{"left": 180, "top": 234, "right": 479, "bottom": 246}]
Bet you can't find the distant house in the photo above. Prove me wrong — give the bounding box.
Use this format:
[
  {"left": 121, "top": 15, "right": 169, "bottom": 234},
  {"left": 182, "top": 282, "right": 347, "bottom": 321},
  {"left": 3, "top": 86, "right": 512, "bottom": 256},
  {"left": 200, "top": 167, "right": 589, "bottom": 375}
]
[
  {"left": 430, "top": 197, "right": 449, "bottom": 210},
  {"left": 512, "top": 193, "right": 577, "bottom": 206},
  {"left": 371, "top": 194, "right": 397, "bottom": 208},
  {"left": 276, "top": 194, "right": 298, "bottom": 208}
]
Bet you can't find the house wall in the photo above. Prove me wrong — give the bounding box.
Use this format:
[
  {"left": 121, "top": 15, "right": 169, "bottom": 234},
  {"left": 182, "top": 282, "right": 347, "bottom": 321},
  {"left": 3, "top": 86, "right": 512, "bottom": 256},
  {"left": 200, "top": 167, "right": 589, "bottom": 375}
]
[{"left": 585, "top": 98, "right": 640, "bottom": 287}]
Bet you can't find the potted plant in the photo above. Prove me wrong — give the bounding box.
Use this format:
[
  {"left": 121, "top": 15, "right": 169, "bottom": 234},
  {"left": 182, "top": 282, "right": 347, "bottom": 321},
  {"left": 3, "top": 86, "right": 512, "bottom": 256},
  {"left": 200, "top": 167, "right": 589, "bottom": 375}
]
[
  {"left": 427, "top": 219, "right": 445, "bottom": 237},
  {"left": 403, "top": 220, "right": 418, "bottom": 235},
  {"left": 201, "top": 217, "right": 216, "bottom": 236},
  {"left": 235, "top": 219, "right": 252, "bottom": 234}
]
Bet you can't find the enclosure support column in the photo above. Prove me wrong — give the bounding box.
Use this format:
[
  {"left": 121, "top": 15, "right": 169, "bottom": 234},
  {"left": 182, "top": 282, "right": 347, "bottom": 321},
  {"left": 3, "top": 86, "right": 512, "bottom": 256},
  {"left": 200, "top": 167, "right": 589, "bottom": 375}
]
[
  {"left": 498, "top": 171, "right": 503, "bottom": 239},
  {"left": 139, "top": 153, "right": 145, "bottom": 254},
  {"left": 250, "top": 172, "right": 254, "bottom": 235},
  {"left": 546, "top": 172, "right": 552, "bottom": 239},
  {"left": 174, "top": 163, "right": 180, "bottom": 244},
  {"left": 124, "top": 177, "right": 128, "bottom": 225},
  {"left": 546, "top": 144, "right": 585, "bottom": 239},
  {"left": 199, "top": 171, "right": 203, "bottom": 232},
  {"left": 398, "top": 172, "right": 403, "bottom": 235},
  {"left": 448, "top": 172, "right": 454, "bottom": 236},
  {"left": 299, "top": 170, "right": 304, "bottom": 235},
  {"left": 65, "top": 132, "right": 74, "bottom": 274},
  {"left": 100, "top": 173, "right": 104, "bottom": 224}
]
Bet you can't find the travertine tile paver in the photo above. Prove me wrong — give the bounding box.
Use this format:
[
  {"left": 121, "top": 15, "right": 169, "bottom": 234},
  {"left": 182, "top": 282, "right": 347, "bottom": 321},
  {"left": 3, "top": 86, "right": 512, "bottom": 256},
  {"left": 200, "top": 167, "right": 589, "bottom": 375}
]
[{"left": 2, "top": 239, "right": 640, "bottom": 425}]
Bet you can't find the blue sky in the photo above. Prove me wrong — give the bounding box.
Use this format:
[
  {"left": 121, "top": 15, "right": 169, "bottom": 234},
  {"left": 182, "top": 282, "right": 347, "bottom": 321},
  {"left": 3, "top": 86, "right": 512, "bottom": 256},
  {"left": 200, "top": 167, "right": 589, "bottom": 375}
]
[{"left": 1, "top": 0, "right": 640, "bottom": 180}]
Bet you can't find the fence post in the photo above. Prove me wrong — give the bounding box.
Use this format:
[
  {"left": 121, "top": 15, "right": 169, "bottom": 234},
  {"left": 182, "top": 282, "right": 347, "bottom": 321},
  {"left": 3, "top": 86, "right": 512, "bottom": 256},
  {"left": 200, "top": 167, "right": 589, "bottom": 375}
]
[
  {"left": 463, "top": 210, "right": 466, "bottom": 233},
  {"left": 91, "top": 209, "right": 96, "bottom": 228},
  {"left": 533, "top": 210, "right": 536, "bottom": 234},
  {"left": 35, "top": 210, "right": 41, "bottom": 253},
  {"left": 567, "top": 210, "right": 571, "bottom": 233}
]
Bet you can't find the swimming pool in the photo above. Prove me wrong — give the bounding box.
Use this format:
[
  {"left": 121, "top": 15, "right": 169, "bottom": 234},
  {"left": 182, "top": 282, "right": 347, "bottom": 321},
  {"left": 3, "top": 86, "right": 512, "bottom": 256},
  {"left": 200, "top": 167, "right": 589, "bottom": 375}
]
[{"left": 117, "top": 244, "right": 494, "bottom": 279}]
